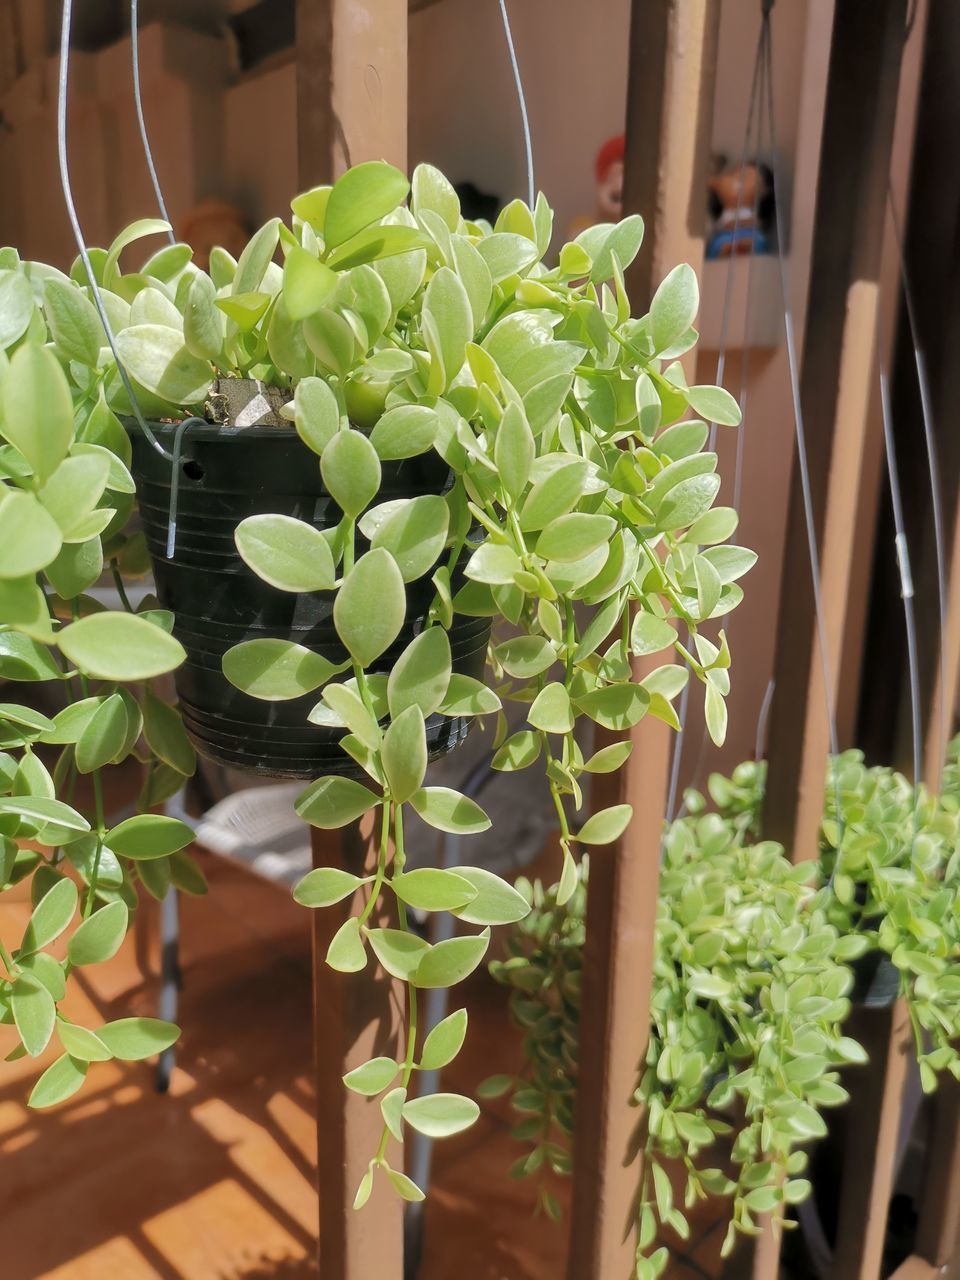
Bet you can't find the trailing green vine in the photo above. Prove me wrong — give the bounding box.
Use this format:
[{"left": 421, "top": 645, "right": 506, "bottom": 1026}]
[
  {"left": 2, "top": 160, "right": 751, "bottom": 1205},
  {"left": 492, "top": 747, "right": 960, "bottom": 1275}
]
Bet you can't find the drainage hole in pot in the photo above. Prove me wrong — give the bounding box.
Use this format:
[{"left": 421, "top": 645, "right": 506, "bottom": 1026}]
[{"left": 182, "top": 459, "right": 205, "bottom": 482}]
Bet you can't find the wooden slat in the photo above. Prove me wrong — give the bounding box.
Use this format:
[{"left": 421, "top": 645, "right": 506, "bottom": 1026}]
[
  {"left": 828, "top": 1002, "right": 913, "bottom": 1280},
  {"left": 295, "top": 5, "right": 408, "bottom": 1276},
  {"left": 309, "top": 822, "right": 404, "bottom": 1279},
  {"left": 565, "top": 5, "right": 720, "bottom": 1278},
  {"left": 887, "top": 1257, "right": 939, "bottom": 1280},
  {"left": 763, "top": 0, "right": 908, "bottom": 859},
  {"left": 756, "top": 3, "right": 908, "bottom": 1279},
  {"left": 295, "top": 0, "right": 407, "bottom": 187}
]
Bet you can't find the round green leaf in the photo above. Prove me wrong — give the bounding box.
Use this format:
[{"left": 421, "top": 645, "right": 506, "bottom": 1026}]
[
  {"left": 382, "top": 705, "right": 427, "bottom": 804},
  {"left": 115, "top": 324, "right": 213, "bottom": 405},
  {"left": 295, "top": 775, "right": 380, "bottom": 828},
  {"left": 106, "top": 814, "right": 194, "bottom": 860},
  {"left": 182, "top": 271, "right": 224, "bottom": 360},
  {"left": 326, "top": 916, "right": 367, "bottom": 973},
  {"left": 67, "top": 900, "right": 129, "bottom": 967},
  {"left": 401, "top": 1092, "right": 479, "bottom": 1138},
  {"left": 295, "top": 377, "right": 341, "bottom": 455},
  {"left": 527, "top": 682, "right": 574, "bottom": 734},
  {"left": 223, "top": 638, "right": 343, "bottom": 702},
  {"left": 369, "top": 404, "right": 439, "bottom": 460},
  {"left": 686, "top": 384, "right": 742, "bottom": 426},
  {"left": 12, "top": 973, "right": 56, "bottom": 1056},
  {"left": 142, "top": 690, "right": 196, "bottom": 775},
  {"left": 537, "top": 513, "right": 616, "bottom": 563},
  {"left": 0, "top": 491, "right": 63, "bottom": 578},
  {"left": 450, "top": 867, "right": 530, "bottom": 926},
  {"left": 392, "top": 868, "right": 477, "bottom": 913},
  {"left": 323, "top": 161, "right": 410, "bottom": 249},
  {"left": 438, "top": 674, "right": 501, "bottom": 717},
  {"left": 387, "top": 627, "right": 452, "bottom": 719},
  {"left": 76, "top": 692, "right": 128, "bottom": 774},
  {"left": 293, "top": 866, "right": 365, "bottom": 908},
  {"left": 283, "top": 245, "right": 337, "bottom": 320},
  {"left": 650, "top": 263, "right": 699, "bottom": 352},
  {"left": 413, "top": 929, "right": 491, "bottom": 989},
  {"left": 321, "top": 429, "right": 381, "bottom": 519},
  {"left": 334, "top": 548, "right": 406, "bottom": 667},
  {"left": 0, "top": 269, "right": 35, "bottom": 349},
  {"left": 343, "top": 1056, "right": 399, "bottom": 1097},
  {"left": 576, "top": 803, "right": 633, "bottom": 846},
  {"left": 96, "top": 1017, "right": 178, "bottom": 1061},
  {"left": 419, "top": 1008, "right": 468, "bottom": 1071},
  {"left": 409, "top": 787, "right": 491, "bottom": 835},
  {"left": 21, "top": 876, "right": 78, "bottom": 953},
  {"left": 235, "top": 514, "right": 337, "bottom": 593},
  {"left": 43, "top": 278, "right": 101, "bottom": 365},
  {"left": 28, "top": 1053, "right": 88, "bottom": 1108},
  {"left": 371, "top": 494, "right": 449, "bottom": 583},
  {"left": 631, "top": 612, "right": 677, "bottom": 656},
  {"left": 57, "top": 613, "right": 186, "bottom": 681},
  {"left": 366, "top": 927, "right": 430, "bottom": 980},
  {"left": 2, "top": 343, "right": 74, "bottom": 483},
  {"left": 57, "top": 1021, "right": 113, "bottom": 1062}
]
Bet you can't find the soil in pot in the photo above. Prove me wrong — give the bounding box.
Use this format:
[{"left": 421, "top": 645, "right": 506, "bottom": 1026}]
[{"left": 127, "top": 412, "right": 491, "bottom": 779}]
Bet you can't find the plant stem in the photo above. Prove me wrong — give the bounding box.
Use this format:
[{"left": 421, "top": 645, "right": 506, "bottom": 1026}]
[{"left": 109, "top": 561, "right": 135, "bottom": 613}]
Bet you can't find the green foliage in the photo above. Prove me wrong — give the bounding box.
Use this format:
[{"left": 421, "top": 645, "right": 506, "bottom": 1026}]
[
  {"left": 0, "top": 248, "right": 203, "bottom": 1110},
  {"left": 0, "top": 160, "right": 752, "bottom": 1210},
  {"left": 493, "top": 748, "right": 960, "bottom": 1271}
]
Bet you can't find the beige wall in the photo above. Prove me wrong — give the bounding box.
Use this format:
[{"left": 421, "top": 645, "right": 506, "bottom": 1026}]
[{"left": 409, "top": 0, "right": 631, "bottom": 244}]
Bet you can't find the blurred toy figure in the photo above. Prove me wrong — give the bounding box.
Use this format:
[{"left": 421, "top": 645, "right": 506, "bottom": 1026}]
[
  {"left": 706, "top": 157, "right": 775, "bottom": 259},
  {"left": 569, "top": 134, "right": 625, "bottom": 238},
  {"left": 177, "top": 200, "right": 249, "bottom": 271}
]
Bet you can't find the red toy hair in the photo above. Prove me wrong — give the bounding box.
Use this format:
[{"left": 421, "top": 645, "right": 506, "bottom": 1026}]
[{"left": 595, "top": 134, "right": 625, "bottom": 183}]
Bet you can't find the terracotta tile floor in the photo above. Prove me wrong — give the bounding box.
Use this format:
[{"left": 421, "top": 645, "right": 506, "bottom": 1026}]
[{"left": 0, "top": 841, "right": 732, "bottom": 1280}]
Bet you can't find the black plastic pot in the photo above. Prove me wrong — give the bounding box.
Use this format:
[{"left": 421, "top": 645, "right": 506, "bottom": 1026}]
[
  {"left": 849, "top": 948, "right": 900, "bottom": 1008},
  {"left": 128, "top": 419, "right": 490, "bottom": 779}
]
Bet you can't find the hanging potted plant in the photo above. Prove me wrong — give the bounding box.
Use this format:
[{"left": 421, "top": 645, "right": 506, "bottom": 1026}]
[
  {"left": 490, "top": 747, "right": 960, "bottom": 1271},
  {"left": 0, "top": 278, "right": 206, "bottom": 1107},
  {"left": 14, "top": 160, "right": 752, "bottom": 1201}
]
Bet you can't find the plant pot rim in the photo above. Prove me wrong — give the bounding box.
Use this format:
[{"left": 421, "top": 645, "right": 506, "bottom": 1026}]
[{"left": 121, "top": 414, "right": 299, "bottom": 444}]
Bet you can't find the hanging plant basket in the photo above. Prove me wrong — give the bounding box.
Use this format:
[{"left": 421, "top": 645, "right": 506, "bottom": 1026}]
[{"left": 128, "top": 410, "right": 490, "bottom": 778}]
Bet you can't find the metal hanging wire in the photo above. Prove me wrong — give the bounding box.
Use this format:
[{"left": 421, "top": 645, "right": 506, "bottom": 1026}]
[
  {"left": 878, "top": 365, "right": 924, "bottom": 794},
  {"left": 130, "top": 0, "right": 175, "bottom": 243},
  {"left": 761, "top": 12, "right": 844, "bottom": 798},
  {"left": 887, "top": 185, "right": 949, "bottom": 770},
  {"left": 57, "top": 0, "right": 172, "bottom": 465},
  {"left": 496, "top": 0, "right": 535, "bottom": 209}
]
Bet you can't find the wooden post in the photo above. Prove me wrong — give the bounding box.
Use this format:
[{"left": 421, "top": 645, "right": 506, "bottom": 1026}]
[
  {"left": 566, "top": 5, "right": 719, "bottom": 1277},
  {"left": 763, "top": 0, "right": 908, "bottom": 859},
  {"left": 757, "top": 3, "right": 908, "bottom": 1279},
  {"left": 296, "top": 0, "right": 407, "bottom": 187},
  {"left": 295, "top": 4, "right": 408, "bottom": 1276},
  {"left": 310, "top": 820, "right": 404, "bottom": 1279}
]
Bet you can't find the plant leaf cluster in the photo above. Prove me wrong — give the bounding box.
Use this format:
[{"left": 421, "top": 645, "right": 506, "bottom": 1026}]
[{"left": 492, "top": 744, "right": 960, "bottom": 1274}]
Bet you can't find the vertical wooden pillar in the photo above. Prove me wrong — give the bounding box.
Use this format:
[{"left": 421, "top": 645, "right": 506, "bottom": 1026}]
[
  {"left": 310, "top": 821, "right": 404, "bottom": 1279},
  {"left": 566, "top": 5, "right": 719, "bottom": 1278},
  {"left": 763, "top": 0, "right": 908, "bottom": 861},
  {"left": 757, "top": 3, "right": 909, "bottom": 1279},
  {"left": 296, "top": 0, "right": 407, "bottom": 186},
  {"left": 296, "top": 4, "right": 407, "bottom": 1276}
]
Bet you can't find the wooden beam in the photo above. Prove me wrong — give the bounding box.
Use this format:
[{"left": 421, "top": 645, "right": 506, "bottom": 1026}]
[
  {"left": 756, "top": 4, "right": 907, "bottom": 1278},
  {"left": 296, "top": 0, "right": 407, "bottom": 187},
  {"left": 828, "top": 1003, "right": 912, "bottom": 1280},
  {"left": 887, "top": 1258, "right": 939, "bottom": 1280},
  {"left": 310, "top": 822, "right": 404, "bottom": 1279},
  {"left": 566, "top": 5, "right": 719, "bottom": 1278},
  {"left": 296, "top": 6, "right": 408, "bottom": 1277},
  {"left": 763, "top": 0, "right": 908, "bottom": 860}
]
